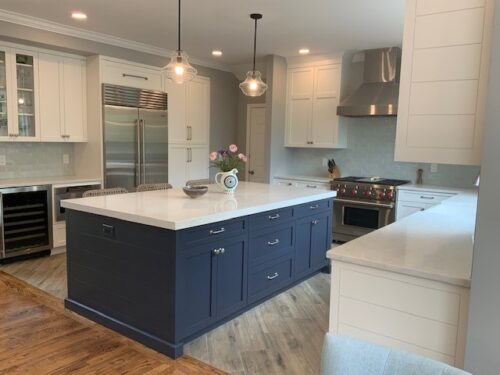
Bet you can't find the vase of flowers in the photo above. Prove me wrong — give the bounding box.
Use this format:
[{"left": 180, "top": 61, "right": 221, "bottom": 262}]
[{"left": 209, "top": 144, "right": 247, "bottom": 194}]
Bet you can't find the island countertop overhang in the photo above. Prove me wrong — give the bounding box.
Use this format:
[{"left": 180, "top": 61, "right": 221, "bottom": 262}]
[{"left": 61, "top": 182, "right": 336, "bottom": 230}]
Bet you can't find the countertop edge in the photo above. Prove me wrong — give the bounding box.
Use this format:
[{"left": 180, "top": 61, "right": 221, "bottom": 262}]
[
  {"left": 62, "top": 190, "right": 336, "bottom": 230},
  {"left": 328, "top": 252, "right": 471, "bottom": 288}
]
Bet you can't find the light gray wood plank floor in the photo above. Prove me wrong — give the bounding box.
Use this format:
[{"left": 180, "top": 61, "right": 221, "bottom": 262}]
[{"left": 1, "top": 252, "right": 331, "bottom": 375}]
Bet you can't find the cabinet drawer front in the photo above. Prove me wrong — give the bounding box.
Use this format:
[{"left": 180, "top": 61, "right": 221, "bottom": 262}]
[
  {"left": 248, "top": 257, "right": 293, "bottom": 303},
  {"left": 249, "top": 224, "right": 294, "bottom": 265},
  {"left": 179, "top": 218, "right": 247, "bottom": 248},
  {"left": 102, "top": 61, "right": 162, "bottom": 91},
  {"left": 249, "top": 207, "right": 294, "bottom": 229},
  {"left": 398, "top": 190, "right": 454, "bottom": 204},
  {"left": 295, "top": 199, "right": 331, "bottom": 217}
]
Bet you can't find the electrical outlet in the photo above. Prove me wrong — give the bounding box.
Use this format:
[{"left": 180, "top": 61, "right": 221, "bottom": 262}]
[
  {"left": 322, "top": 158, "right": 328, "bottom": 167},
  {"left": 430, "top": 163, "right": 438, "bottom": 173},
  {"left": 0, "top": 155, "right": 5, "bottom": 167},
  {"left": 63, "top": 154, "right": 70, "bottom": 165}
]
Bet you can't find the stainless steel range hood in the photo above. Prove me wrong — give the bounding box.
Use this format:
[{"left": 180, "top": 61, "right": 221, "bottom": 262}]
[{"left": 337, "top": 47, "right": 401, "bottom": 117}]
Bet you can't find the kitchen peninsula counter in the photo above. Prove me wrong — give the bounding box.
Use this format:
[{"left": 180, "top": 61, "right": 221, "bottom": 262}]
[{"left": 62, "top": 182, "right": 335, "bottom": 358}]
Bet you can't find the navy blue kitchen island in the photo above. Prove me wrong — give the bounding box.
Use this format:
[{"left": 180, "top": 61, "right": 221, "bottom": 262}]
[{"left": 62, "top": 182, "right": 335, "bottom": 358}]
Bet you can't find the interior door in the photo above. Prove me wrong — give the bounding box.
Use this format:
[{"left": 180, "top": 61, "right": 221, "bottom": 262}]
[
  {"left": 247, "top": 105, "right": 267, "bottom": 183},
  {"left": 140, "top": 108, "right": 168, "bottom": 185},
  {"left": 104, "top": 105, "right": 139, "bottom": 191}
]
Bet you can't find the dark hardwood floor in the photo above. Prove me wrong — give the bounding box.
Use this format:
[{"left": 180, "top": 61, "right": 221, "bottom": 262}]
[{"left": 1, "top": 251, "right": 332, "bottom": 374}]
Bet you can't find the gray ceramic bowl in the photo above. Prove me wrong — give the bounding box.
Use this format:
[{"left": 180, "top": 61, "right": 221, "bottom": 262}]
[{"left": 182, "top": 185, "right": 208, "bottom": 198}]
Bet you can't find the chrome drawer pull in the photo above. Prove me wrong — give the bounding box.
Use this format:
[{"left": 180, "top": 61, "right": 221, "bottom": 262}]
[
  {"left": 122, "top": 73, "right": 148, "bottom": 80},
  {"left": 212, "top": 247, "right": 225, "bottom": 256},
  {"left": 306, "top": 185, "right": 318, "bottom": 188},
  {"left": 209, "top": 228, "right": 225, "bottom": 235},
  {"left": 267, "top": 272, "right": 279, "bottom": 280},
  {"left": 309, "top": 204, "right": 320, "bottom": 209},
  {"left": 267, "top": 239, "right": 280, "bottom": 246},
  {"left": 312, "top": 219, "right": 320, "bottom": 225},
  {"left": 268, "top": 214, "right": 281, "bottom": 220},
  {"left": 420, "top": 196, "right": 435, "bottom": 200}
]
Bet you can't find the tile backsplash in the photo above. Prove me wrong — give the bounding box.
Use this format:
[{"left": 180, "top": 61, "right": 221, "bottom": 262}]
[
  {"left": 287, "top": 117, "right": 480, "bottom": 189},
  {"left": 0, "top": 142, "right": 75, "bottom": 179}
]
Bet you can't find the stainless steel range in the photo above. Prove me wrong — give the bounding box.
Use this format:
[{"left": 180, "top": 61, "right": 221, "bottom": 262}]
[{"left": 331, "top": 176, "right": 410, "bottom": 242}]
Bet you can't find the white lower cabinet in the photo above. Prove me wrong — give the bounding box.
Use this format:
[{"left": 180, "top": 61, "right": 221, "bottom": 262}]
[
  {"left": 39, "top": 54, "right": 87, "bottom": 142},
  {"left": 169, "top": 144, "right": 209, "bottom": 188},
  {"left": 273, "top": 177, "right": 331, "bottom": 190},
  {"left": 396, "top": 188, "right": 456, "bottom": 220}
]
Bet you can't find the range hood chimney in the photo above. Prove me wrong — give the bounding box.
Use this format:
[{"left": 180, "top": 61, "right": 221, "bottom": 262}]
[{"left": 337, "top": 47, "right": 401, "bottom": 117}]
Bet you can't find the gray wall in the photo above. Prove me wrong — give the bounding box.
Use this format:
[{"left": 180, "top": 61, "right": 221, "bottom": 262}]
[
  {"left": 286, "top": 117, "right": 480, "bottom": 188},
  {"left": 464, "top": 3, "right": 500, "bottom": 374},
  {"left": 0, "top": 142, "right": 74, "bottom": 179}
]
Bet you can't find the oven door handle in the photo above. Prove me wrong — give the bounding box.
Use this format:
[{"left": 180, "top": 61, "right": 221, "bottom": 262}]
[{"left": 334, "top": 198, "right": 395, "bottom": 209}]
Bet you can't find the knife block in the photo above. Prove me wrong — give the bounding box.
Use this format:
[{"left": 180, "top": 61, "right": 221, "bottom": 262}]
[{"left": 328, "top": 166, "right": 340, "bottom": 180}]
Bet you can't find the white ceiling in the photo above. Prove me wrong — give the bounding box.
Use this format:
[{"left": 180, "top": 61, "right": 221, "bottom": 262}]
[{"left": 0, "top": 0, "right": 405, "bottom": 66}]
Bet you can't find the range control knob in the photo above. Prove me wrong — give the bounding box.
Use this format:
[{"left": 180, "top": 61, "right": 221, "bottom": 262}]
[
  {"left": 352, "top": 189, "right": 358, "bottom": 196},
  {"left": 386, "top": 191, "right": 394, "bottom": 200},
  {"left": 379, "top": 191, "right": 386, "bottom": 199}
]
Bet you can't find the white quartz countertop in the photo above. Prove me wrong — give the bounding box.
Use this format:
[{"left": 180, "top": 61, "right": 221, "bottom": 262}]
[
  {"left": 62, "top": 182, "right": 336, "bottom": 230},
  {"left": 0, "top": 176, "right": 102, "bottom": 189},
  {"left": 274, "top": 175, "right": 332, "bottom": 183},
  {"left": 327, "top": 189, "right": 478, "bottom": 287}
]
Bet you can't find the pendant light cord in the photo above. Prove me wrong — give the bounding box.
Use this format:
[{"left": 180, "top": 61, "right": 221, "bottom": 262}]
[
  {"left": 178, "top": 0, "right": 181, "bottom": 52},
  {"left": 252, "top": 17, "right": 257, "bottom": 72}
]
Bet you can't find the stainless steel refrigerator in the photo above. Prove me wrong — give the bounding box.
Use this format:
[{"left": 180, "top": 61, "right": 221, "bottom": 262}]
[{"left": 103, "top": 84, "right": 168, "bottom": 191}]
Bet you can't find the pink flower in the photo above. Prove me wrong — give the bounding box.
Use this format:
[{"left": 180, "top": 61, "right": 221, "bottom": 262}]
[
  {"left": 209, "top": 152, "right": 218, "bottom": 161},
  {"left": 238, "top": 153, "right": 248, "bottom": 162},
  {"left": 229, "top": 144, "right": 238, "bottom": 153}
]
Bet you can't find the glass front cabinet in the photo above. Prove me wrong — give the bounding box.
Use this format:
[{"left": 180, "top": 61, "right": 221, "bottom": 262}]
[{"left": 0, "top": 47, "right": 40, "bottom": 141}]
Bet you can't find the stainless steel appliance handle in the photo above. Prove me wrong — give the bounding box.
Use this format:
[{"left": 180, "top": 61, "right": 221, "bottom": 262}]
[
  {"left": 141, "top": 119, "right": 146, "bottom": 184},
  {"left": 136, "top": 119, "right": 141, "bottom": 187},
  {"left": 122, "top": 73, "right": 148, "bottom": 80},
  {"left": 334, "top": 198, "right": 395, "bottom": 209}
]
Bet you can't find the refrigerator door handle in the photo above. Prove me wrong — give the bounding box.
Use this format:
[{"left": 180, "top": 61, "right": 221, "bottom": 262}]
[
  {"left": 135, "top": 119, "right": 141, "bottom": 187},
  {"left": 141, "top": 119, "right": 146, "bottom": 185}
]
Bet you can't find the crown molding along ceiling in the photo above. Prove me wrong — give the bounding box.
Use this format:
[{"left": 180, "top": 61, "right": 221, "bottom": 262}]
[{"left": 0, "top": 0, "right": 404, "bottom": 74}]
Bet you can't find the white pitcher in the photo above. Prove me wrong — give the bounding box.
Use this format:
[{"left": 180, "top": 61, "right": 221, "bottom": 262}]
[{"left": 215, "top": 168, "right": 239, "bottom": 194}]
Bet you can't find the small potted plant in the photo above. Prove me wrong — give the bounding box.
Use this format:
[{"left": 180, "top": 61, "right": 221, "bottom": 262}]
[{"left": 209, "top": 144, "right": 247, "bottom": 194}]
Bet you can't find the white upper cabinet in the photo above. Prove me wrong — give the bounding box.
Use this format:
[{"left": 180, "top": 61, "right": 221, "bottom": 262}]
[
  {"left": 0, "top": 46, "right": 40, "bottom": 142},
  {"left": 395, "top": 0, "right": 494, "bottom": 165},
  {"left": 39, "top": 54, "right": 87, "bottom": 142},
  {"left": 102, "top": 59, "right": 163, "bottom": 91},
  {"left": 285, "top": 62, "right": 346, "bottom": 149},
  {"left": 164, "top": 75, "right": 210, "bottom": 146}
]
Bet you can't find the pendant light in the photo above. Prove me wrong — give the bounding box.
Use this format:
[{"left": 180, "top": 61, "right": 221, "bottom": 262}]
[
  {"left": 239, "top": 13, "right": 268, "bottom": 97},
  {"left": 165, "top": 0, "right": 197, "bottom": 84}
]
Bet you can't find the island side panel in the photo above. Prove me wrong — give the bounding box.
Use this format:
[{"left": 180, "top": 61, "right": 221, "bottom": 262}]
[{"left": 64, "top": 209, "right": 180, "bottom": 357}]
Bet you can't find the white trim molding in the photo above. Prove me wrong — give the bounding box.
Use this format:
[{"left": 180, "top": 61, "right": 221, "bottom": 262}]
[{"left": 0, "top": 9, "right": 233, "bottom": 73}]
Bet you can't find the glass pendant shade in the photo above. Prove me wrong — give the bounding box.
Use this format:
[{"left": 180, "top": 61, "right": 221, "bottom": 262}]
[
  {"left": 165, "top": 50, "right": 197, "bottom": 84},
  {"left": 239, "top": 70, "right": 267, "bottom": 97}
]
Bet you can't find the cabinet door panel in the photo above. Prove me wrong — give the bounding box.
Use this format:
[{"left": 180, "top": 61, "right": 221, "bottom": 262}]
[
  {"left": 187, "top": 145, "right": 209, "bottom": 182},
  {"left": 216, "top": 238, "right": 247, "bottom": 319},
  {"left": 164, "top": 78, "right": 186, "bottom": 144},
  {"left": 295, "top": 217, "right": 312, "bottom": 279},
  {"left": 0, "top": 49, "right": 11, "bottom": 139},
  {"left": 186, "top": 77, "right": 210, "bottom": 145},
  {"left": 287, "top": 98, "right": 311, "bottom": 145},
  {"left": 414, "top": 8, "right": 485, "bottom": 48},
  {"left": 168, "top": 145, "right": 188, "bottom": 188},
  {"left": 39, "top": 53, "right": 63, "bottom": 142},
  {"left": 310, "top": 212, "right": 331, "bottom": 270},
  {"left": 396, "top": 202, "right": 434, "bottom": 220},
  {"left": 289, "top": 68, "right": 313, "bottom": 98},
  {"left": 311, "top": 97, "right": 338, "bottom": 146},
  {"left": 63, "top": 57, "right": 87, "bottom": 142},
  {"left": 416, "top": 0, "right": 485, "bottom": 15},
  {"left": 177, "top": 246, "right": 216, "bottom": 338}
]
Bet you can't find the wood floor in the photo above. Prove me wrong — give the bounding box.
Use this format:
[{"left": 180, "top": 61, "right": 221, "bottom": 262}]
[
  {"left": 1, "top": 252, "right": 331, "bottom": 375},
  {"left": 0, "top": 270, "right": 226, "bottom": 375}
]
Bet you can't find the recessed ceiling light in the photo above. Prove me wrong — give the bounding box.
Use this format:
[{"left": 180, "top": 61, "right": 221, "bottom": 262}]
[
  {"left": 71, "top": 11, "right": 87, "bottom": 20},
  {"left": 299, "top": 48, "right": 310, "bottom": 55},
  {"left": 212, "top": 50, "right": 223, "bottom": 57}
]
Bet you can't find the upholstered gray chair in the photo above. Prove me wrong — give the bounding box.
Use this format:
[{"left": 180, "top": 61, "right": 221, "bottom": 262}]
[
  {"left": 321, "top": 334, "right": 471, "bottom": 375},
  {"left": 82, "top": 187, "right": 128, "bottom": 198},
  {"left": 136, "top": 183, "right": 173, "bottom": 192}
]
